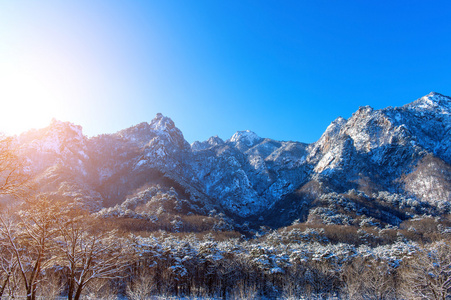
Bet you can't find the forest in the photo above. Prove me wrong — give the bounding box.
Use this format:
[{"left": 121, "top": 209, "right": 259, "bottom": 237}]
[{"left": 2, "top": 194, "right": 451, "bottom": 300}]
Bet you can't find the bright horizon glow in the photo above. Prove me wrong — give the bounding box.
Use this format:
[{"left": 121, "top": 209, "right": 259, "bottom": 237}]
[
  {"left": 1, "top": 1, "right": 451, "bottom": 142},
  {"left": 0, "top": 56, "right": 66, "bottom": 135}
]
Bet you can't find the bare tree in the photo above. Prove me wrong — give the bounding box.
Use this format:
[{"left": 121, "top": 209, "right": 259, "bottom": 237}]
[
  {"left": 83, "top": 278, "right": 118, "bottom": 300},
  {"left": 36, "top": 271, "right": 63, "bottom": 300},
  {"left": 342, "top": 257, "right": 397, "bottom": 300},
  {"left": 126, "top": 269, "right": 155, "bottom": 300},
  {"left": 0, "top": 136, "right": 32, "bottom": 299},
  {"left": 55, "top": 213, "right": 133, "bottom": 300},
  {"left": 402, "top": 241, "right": 451, "bottom": 300},
  {"left": 0, "top": 136, "right": 29, "bottom": 197},
  {"left": 0, "top": 196, "right": 59, "bottom": 300},
  {"left": 0, "top": 242, "right": 18, "bottom": 299}
]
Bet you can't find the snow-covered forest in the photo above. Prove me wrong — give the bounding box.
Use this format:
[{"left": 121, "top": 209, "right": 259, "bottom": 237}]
[{"left": 2, "top": 194, "right": 451, "bottom": 299}]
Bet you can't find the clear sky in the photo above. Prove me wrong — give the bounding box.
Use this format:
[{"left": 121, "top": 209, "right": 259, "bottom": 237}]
[{"left": 1, "top": 1, "right": 450, "bottom": 143}]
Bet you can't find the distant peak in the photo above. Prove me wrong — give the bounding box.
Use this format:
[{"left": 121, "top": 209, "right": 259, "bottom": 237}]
[
  {"left": 48, "top": 119, "right": 83, "bottom": 136},
  {"left": 50, "top": 118, "right": 67, "bottom": 126},
  {"left": 422, "top": 91, "right": 446, "bottom": 100},
  {"left": 356, "top": 105, "right": 374, "bottom": 114},
  {"left": 333, "top": 116, "right": 347, "bottom": 125},
  {"left": 191, "top": 135, "right": 225, "bottom": 151},
  {"left": 406, "top": 92, "right": 451, "bottom": 112},
  {"left": 229, "top": 130, "right": 261, "bottom": 147},
  {"left": 427, "top": 91, "right": 445, "bottom": 97},
  {"left": 424, "top": 92, "right": 451, "bottom": 103},
  {"left": 150, "top": 113, "right": 175, "bottom": 131},
  {"left": 207, "top": 135, "right": 224, "bottom": 145}
]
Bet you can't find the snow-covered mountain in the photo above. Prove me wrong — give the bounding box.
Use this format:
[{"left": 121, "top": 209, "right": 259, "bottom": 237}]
[{"left": 9, "top": 92, "right": 451, "bottom": 228}]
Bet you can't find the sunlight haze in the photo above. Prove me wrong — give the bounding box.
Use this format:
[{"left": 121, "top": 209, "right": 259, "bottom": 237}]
[{"left": 1, "top": 1, "right": 451, "bottom": 142}]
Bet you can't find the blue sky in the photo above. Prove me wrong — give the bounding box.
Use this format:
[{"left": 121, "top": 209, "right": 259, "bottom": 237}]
[{"left": 1, "top": 1, "right": 450, "bottom": 143}]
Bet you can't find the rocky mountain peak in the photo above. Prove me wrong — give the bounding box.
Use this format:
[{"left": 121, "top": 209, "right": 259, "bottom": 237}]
[
  {"left": 229, "top": 130, "right": 261, "bottom": 147},
  {"left": 207, "top": 135, "right": 224, "bottom": 146},
  {"left": 425, "top": 91, "right": 450, "bottom": 102},
  {"left": 405, "top": 92, "right": 451, "bottom": 113},
  {"left": 191, "top": 135, "right": 224, "bottom": 151},
  {"left": 117, "top": 113, "right": 189, "bottom": 150},
  {"left": 324, "top": 117, "right": 347, "bottom": 136},
  {"left": 150, "top": 113, "right": 176, "bottom": 131},
  {"left": 49, "top": 119, "right": 84, "bottom": 138},
  {"left": 18, "top": 119, "right": 85, "bottom": 151},
  {"left": 15, "top": 119, "right": 89, "bottom": 177}
]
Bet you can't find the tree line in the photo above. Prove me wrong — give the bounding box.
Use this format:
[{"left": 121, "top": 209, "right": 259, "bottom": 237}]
[{"left": 1, "top": 196, "right": 451, "bottom": 299}]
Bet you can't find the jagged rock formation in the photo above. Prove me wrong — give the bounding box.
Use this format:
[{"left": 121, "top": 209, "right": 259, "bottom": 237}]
[{"left": 7, "top": 92, "right": 451, "bottom": 228}]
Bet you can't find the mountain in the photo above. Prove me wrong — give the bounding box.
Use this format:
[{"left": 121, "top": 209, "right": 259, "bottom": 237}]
[{"left": 5, "top": 92, "right": 451, "bottom": 229}]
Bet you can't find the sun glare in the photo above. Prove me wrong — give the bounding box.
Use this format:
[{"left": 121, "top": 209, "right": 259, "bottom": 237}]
[{"left": 0, "top": 57, "right": 69, "bottom": 136}]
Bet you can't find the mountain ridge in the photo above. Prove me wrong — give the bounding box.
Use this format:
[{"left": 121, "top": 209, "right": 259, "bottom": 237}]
[{"left": 3, "top": 92, "right": 450, "bottom": 229}]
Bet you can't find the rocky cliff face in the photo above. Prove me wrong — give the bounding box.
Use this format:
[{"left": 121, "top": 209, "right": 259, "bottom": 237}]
[
  {"left": 8, "top": 92, "right": 451, "bottom": 227},
  {"left": 308, "top": 92, "right": 450, "bottom": 196}
]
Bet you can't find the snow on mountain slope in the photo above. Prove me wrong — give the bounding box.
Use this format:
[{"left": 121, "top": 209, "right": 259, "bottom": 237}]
[
  {"left": 16, "top": 120, "right": 102, "bottom": 210},
  {"left": 228, "top": 130, "right": 262, "bottom": 150},
  {"left": 17, "top": 119, "right": 89, "bottom": 175},
  {"left": 303, "top": 92, "right": 451, "bottom": 210},
  {"left": 191, "top": 135, "right": 224, "bottom": 151},
  {"left": 6, "top": 93, "right": 451, "bottom": 224}
]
